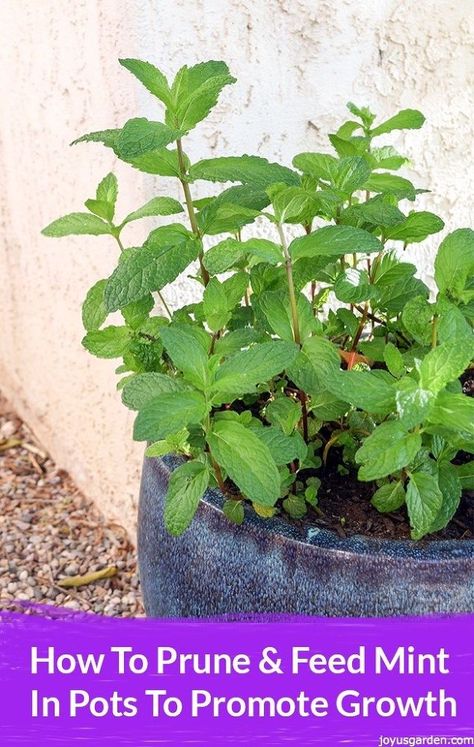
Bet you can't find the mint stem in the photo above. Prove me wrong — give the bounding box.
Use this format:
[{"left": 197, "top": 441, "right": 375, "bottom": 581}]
[
  {"left": 176, "top": 138, "right": 210, "bottom": 287},
  {"left": 277, "top": 223, "right": 300, "bottom": 346}
]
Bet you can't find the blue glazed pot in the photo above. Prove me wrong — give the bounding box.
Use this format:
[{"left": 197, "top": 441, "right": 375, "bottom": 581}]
[{"left": 138, "top": 455, "right": 474, "bottom": 618}]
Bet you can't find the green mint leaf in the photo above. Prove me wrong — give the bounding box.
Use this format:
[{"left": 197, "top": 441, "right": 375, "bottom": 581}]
[
  {"left": 85, "top": 173, "right": 118, "bottom": 222},
  {"left": 358, "top": 338, "right": 386, "bottom": 362},
  {"left": 105, "top": 231, "right": 200, "bottom": 311},
  {"left": 119, "top": 58, "right": 172, "bottom": 108},
  {"left": 126, "top": 147, "right": 187, "bottom": 177},
  {"left": 406, "top": 471, "right": 443, "bottom": 540},
  {"left": 356, "top": 422, "right": 422, "bottom": 481},
  {"left": 202, "top": 238, "right": 245, "bottom": 275},
  {"left": 429, "top": 463, "right": 462, "bottom": 533},
  {"left": 304, "top": 479, "right": 320, "bottom": 506},
  {"left": 384, "top": 211, "right": 444, "bottom": 244},
  {"left": 340, "top": 197, "right": 405, "bottom": 228},
  {"left": 427, "top": 391, "right": 474, "bottom": 438},
  {"left": 174, "top": 69, "right": 235, "bottom": 133},
  {"left": 171, "top": 61, "right": 232, "bottom": 103},
  {"left": 269, "top": 185, "right": 320, "bottom": 224},
  {"left": 198, "top": 202, "right": 259, "bottom": 236},
  {"left": 346, "top": 102, "right": 376, "bottom": 127},
  {"left": 96, "top": 172, "right": 118, "bottom": 213},
  {"left": 337, "top": 119, "right": 363, "bottom": 137},
  {"left": 265, "top": 396, "right": 302, "bottom": 435},
  {"left": 121, "top": 294, "right": 154, "bottom": 329},
  {"left": 369, "top": 145, "right": 408, "bottom": 170},
  {"left": 203, "top": 277, "right": 231, "bottom": 332},
  {"left": 82, "top": 326, "right": 132, "bottom": 358},
  {"left": 212, "top": 341, "right": 298, "bottom": 401},
  {"left": 160, "top": 325, "right": 211, "bottom": 390},
  {"left": 257, "top": 290, "right": 317, "bottom": 342},
  {"left": 303, "top": 335, "right": 341, "bottom": 379},
  {"left": 285, "top": 351, "right": 320, "bottom": 398},
  {"left": 125, "top": 335, "right": 163, "bottom": 374},
  {"left": 436, "top": 297, "right": 472, "bottom": 345},
  {"left": 42, "top": 212, "right": 111, "bottom": 237},
  {"left": 104, "top": 247, "right": 165, "bottom": 311},
  {"left": 121, "top": 197, "right": 183, "bottom": 226},
  {"left": 383, "top": 342, "right": 405, "bottom": 378},
  {"left": 82, "top": 279, "right": 108, "bottom": 332},
  {"left": 197, "top": 186, "right": 270, "bottom": 236},
  {"left": 396, "top": 384, "right": 434, "bottom": 429},
  {"left": 434, "top": 228, "right": 474, "bottom": 303},
  {"left": 334, "top": 268, "right": 372, "bottom": 304},
  {"left": 253, "top": 426, "right": 308, "bottom": 465},
  {"left": 204, "top": 239, "right": 282, "bottom": 275},
  {"left": 308, "top": 391, "right": 348, "bottom": 420},
  {"left": 332, "top": 156, "right": 371, "bottom": 194},
  {"left": 430, "top": 435, "right": 456, "bottom": 462},
  {"left": 164, "top": 460, "right": 209, "bottom": 536},
  {"left": 85, "top": 198, "right": 113, "bottom": 221},
  {"left": 328, "top": 134, "right": 361, "bottom": 157},
  {"left": 456, "top": 460, "right": 474, "bottom": 490},
  {"left": 370, "top": 109, "right": 425, "bottom": 137},
  {"left": 290, "top": 256, "right": 334, "bottom": 296},
  {"left": 212, "top": 184, "right": 270, "bottom": 209},
  {"left": 116, "top": 118, "right": 179, "bottom": 159},
  {"left": 419, "top": 341, "right": 474, "bottom": 393},
  {"left": 363, "top": 173, "right": 417, "bottom": 201},
  {"left": 287, "top": 337, "right": 341, "bottom": 398},
  {"left": 336, "top": 308, "right": 359, "bottom": 336},
  {"left": 289, "top": 225, "right": 382, "bottom": 261},
  {"left": 292, "top": 152, "right": 338, "bottom": 181},
  {"left": 371, "top": 481, "right": 406, "bottom": 513},
  {"left": 189, "top": 155, "right": 299, "bottom": 188},
  {"left": 122, "top": 372, "right": 187, "bottom": 410},
  {"left": 145, "top": 428, "right": 190, "bottom": 458},
  {"left": 133, "top": 391, "right": 208, "bottom": 441},
  {"left": 221, "top": 271, "right": 249, "bottom": 308},
  {"left": 214, "top": 328, "right": 267, "bottom": 357},
  {"left": 401, "top": 295, "right": 433, "bottom": 345},
  {"left": 283, "top": 494, "right": 307, "bottom": 519},
  {"left": 71, "top": 129, "right": 121, "bottom": 150},
  {"left": 223, "top": 500, "right": 245, "bottom": 525},
  {"left": 372, "top": 253, "right": 429, "bottom": 314},
  {"left": 207, "top": 420, "right": 280, "bottom": 506},
  {"left": 328, "top": 371, "right": 396, "bottom": 415}
]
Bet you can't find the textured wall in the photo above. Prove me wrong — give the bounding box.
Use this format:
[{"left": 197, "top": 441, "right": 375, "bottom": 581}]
[{"left": 0, "top": 0, "right": 472, "bottom": 538}]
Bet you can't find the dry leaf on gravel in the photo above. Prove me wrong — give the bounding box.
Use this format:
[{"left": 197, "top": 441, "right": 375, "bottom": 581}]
[{"left": 57, "top": 566, "right": 118, "bottom": 588}]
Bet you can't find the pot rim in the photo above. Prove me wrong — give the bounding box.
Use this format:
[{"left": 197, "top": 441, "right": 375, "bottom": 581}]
[{"left": 158, "top": 454, "right": 474, "bottom": 563}]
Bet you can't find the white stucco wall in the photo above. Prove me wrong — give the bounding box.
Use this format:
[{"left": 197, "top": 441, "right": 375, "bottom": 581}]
[{"left": 0, "top": 0, "right": 472, "bottom": 538}]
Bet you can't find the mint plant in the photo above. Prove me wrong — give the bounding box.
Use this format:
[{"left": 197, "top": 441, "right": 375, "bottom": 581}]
[{"left": 43, "top": 60, "right": 474, "bottom": 540}]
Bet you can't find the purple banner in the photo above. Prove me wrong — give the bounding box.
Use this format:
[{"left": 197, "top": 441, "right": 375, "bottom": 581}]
[{"left": 0, "top": 607, "right": 473, "bottom": 746}]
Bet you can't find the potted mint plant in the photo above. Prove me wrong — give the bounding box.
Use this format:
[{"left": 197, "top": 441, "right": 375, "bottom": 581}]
[{"left": 43, "top": 59, "right": 474, "bottom": 617}]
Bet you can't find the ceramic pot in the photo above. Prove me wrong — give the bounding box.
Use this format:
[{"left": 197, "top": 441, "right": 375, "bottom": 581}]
[{"left": 138, "top": 455, "right": 474, "bottom": 617}]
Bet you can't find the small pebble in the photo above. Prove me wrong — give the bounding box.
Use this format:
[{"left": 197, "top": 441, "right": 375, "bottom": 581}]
[{"left": 15, "top": 520, "right": 31, "bottom": 532}]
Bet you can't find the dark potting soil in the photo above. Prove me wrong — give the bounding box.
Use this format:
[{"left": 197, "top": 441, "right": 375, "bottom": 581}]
[{"left": 302, "top": 463, "right": 473, "bottom": 543}]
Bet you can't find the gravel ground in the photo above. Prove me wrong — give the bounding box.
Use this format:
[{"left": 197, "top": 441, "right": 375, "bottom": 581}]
[{"left": 0, "top": 393, "right": 144, "bottom": 617}]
